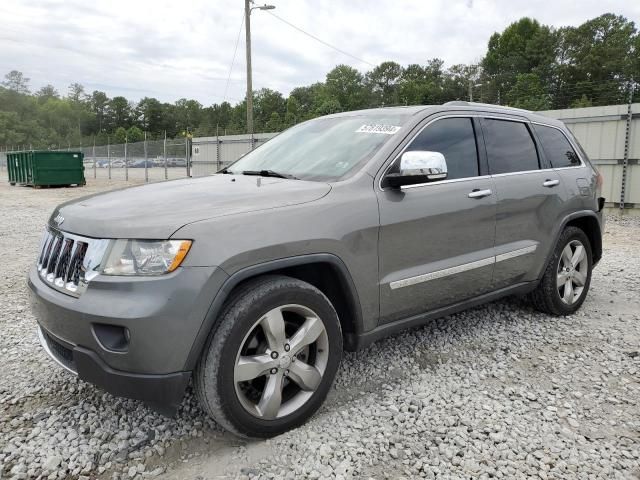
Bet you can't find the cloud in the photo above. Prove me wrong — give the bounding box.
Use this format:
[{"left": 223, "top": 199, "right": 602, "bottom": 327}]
[{"left": 1, "top": 0, "right": 638, "bottom": 105}]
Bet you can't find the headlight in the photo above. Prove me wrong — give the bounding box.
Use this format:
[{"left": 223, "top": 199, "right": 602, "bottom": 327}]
[{"left": 102, "top": 239, "right": 192, "bottom": 276}]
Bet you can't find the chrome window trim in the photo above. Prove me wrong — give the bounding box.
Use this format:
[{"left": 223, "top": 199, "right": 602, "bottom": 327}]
[
  {"left": 491, "top": 168, "right": 552, "bottom": 178},
  {"left": 399, "top": 175, "right": 491, "bottom": 190},
  {"left": 378, "top": 113, "right": 533, "bottom": 192},
  {"left": 389, "top": 244, "right": 538, "bottom": 290}
]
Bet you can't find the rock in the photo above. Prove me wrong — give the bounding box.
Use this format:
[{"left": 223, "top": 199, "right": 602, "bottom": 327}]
[{"left": 43, "top": 455, "right": 62, "bottom": 471}]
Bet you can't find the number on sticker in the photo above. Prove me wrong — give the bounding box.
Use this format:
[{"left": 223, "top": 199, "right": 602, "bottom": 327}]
[{"left": 356, "top": 124, "right": 401, "bottom": 135}]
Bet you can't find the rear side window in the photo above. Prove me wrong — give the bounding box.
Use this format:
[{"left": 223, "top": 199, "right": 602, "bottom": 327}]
[
  {"left": 482, "top": 119, "right": 539, "bottom": 174},
  {"left": 533, "top": 124, "right": 581, "bottom": 168},
  {"left": 405, "top": 117, "right": 479, "bottom": 180}
]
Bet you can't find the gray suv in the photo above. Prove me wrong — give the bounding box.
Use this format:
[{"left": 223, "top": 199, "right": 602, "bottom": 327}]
[{"left": 29, "top": 102, "right": 604, "bottom": 438}]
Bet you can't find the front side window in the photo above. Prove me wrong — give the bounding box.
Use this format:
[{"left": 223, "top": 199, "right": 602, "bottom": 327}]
[
  {"left": 226, "top": 113, "right": 411, "bottom": 182},
  {"left": 402, "top": 117, "right": 479, "bottom": 180},
  {"left": 533, "top": 124, "right": 581, "bottom": 168},
  {"left": 482, "top": 119, "right": 539, "bottom": 174}
]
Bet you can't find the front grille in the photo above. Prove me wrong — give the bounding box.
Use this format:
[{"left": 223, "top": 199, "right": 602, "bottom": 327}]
[
  {"left": 42, "top": 329, "right": 77, "bottom": 373},
  {"left": 36, "top": 228, "right": 100, "bottom": 297}
]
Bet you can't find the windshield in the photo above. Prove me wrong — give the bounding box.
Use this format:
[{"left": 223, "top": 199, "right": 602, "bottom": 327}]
[{"left": 225, "top": 113, "right": 411, "bottom": 181}]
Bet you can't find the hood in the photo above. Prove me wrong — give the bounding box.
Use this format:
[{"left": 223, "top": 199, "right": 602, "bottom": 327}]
[{"left": 51, "top": 175, "right": 331, "bottom": 239}]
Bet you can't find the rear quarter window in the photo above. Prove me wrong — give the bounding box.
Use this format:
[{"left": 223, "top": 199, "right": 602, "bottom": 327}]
[
  {"left": 482, "top": 119, "right": 539, "bottom": 174},
  {"left": 533, "top": 124, "right": 582, "bottom": 168}
]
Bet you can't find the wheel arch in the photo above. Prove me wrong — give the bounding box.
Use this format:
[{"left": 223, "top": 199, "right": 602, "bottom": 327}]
[
  {"left": 540, "top": 210, "right": 602, "bottom": 279},
  {"left": 565, "top": 215, "right": 602, "bottom": 266},
  {"left": 184, "top": 254, "right": 365, "bottom": 370}
]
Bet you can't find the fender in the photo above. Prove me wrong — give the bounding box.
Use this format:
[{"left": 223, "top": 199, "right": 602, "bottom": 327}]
[
  {"left": 539, "top": 210, "right": 602, "bottom": 280},
  {"left": 183, "top": 253, "right": 364, "bottom": 370}
]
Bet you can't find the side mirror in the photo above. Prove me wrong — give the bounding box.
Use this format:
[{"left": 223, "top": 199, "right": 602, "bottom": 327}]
[{"left": 386, "top": 151, "right": 448, "bottom": 189}]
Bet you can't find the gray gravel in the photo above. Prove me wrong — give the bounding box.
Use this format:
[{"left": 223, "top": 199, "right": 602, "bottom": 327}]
[{"left": 1, "top": 175, "right": 639, "bottom": 480}]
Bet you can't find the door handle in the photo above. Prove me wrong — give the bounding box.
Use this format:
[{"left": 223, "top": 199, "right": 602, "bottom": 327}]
[
  {"left": 543, "top": 179, "right": 560, "bottom": 187},
  {"left": 468, "top": 189, "right": 492, "bottom": 199}
]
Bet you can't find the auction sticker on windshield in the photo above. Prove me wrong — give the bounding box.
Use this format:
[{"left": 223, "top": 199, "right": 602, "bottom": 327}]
[{"left": 356, "top": 124, "right": 402, "bottom": 135}]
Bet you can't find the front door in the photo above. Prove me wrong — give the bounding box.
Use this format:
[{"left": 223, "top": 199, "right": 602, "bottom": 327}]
[{"left": 376, "top": 116, "right": 497, "bottom": 324}]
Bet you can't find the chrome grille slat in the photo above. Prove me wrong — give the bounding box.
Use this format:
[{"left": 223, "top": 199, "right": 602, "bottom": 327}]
[
  {"left": 35, "top": 227, "right": 105, "bottom": 298},
  {"left": 40, "top": 233, "right": 55, "bottom": 271},
  {"left": 46, "top": 235, "right": 63, "bottom": 276}
]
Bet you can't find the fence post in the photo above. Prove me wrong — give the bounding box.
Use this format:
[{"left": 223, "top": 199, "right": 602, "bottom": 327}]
[
  {"left": 92, "top": 138, "right": 96, "bottom": 179},
  {"left": 620, "top": 80, "right": 634, "bottom": 213},
  {"left": 107, "top": 136, "right": 111, "bottom": 180},
  {"left": 144, "top": 131, "right": 149, "bottom": 183},
  {"left": 216, "top": 125, "right": 221, "bottom": 171},
  {"left": 164, "top": 131, "right": 168, "bottom": 180},
  {"left": 185, "top": 136, "right": 190, "bottom": 177},
  {"left": 125, "top": 135, "right": 129, "bottom": 181}
]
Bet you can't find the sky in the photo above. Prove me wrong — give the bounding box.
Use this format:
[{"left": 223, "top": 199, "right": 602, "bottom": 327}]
[{"left": 1, "top": 0, "right": 638, "bottom": 106}]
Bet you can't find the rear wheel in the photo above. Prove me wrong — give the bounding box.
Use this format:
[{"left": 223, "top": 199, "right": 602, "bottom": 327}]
[
  {"left": 529, "top": 226, "right": 593, "bottom": 316},
  {"left": 195, "top": 275, "right": 342, "bottom": 438}
]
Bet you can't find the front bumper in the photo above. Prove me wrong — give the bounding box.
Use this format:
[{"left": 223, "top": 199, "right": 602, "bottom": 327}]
[
  {"left": 37, "top": 325, "right": 191, "bottom": 408},
  {"left": 29, "top": 264, "right": 228, "bottom": 407}
]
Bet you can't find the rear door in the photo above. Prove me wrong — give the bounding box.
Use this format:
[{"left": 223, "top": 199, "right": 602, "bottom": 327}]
[
  {"left": 376, "top": 116, "right": 497, "bottom": 324},
  {"left": 479, "top": 117, "right": 565, "bottom": 288}
]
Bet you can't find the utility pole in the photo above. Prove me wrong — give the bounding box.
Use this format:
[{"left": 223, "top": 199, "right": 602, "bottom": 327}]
[
  {"left": 469, "top": 79, "right": 473, "bottom": 103},
  {"left": 245, "top": 0, "right": 253, "bottom": 136},
  {"left": 620, "top": 79, "right": 635, "bottom": 213},
  {"left": 244, "top": 1, "right": 275, "bottom": 138}
]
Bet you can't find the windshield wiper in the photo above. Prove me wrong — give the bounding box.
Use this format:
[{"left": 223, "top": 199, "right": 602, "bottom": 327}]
[{"left": 241, "top": 169, "right": 298, "bottom": 180}]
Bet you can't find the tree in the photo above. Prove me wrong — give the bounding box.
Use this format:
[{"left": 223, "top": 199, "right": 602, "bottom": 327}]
[
  {"left": 506, "top": 73, "right": 550, "bottom": 110},
  {"left": 113, "top": 126, "right": 128, "bottom": 144},
  {"left": 555, "top": 14, "right": 637, "bottom": 107},
  {"left": 366, "top": 61, "right": 403, "bottom": 106},
  {"left": 253, "top": 88, "right": 286, "bottom": 131},
  {"left": 126, "top": 125, "right": 144, "bottom": 142},
  {"left": 136, "top": 97, "right": 164, "bottom": 135},
  {"left": 67, "top": 83, "right": 87, "bottom": 103},
  {"left": 90, "top": 91, "right": 109, "bottom": 132},
  {"left": 107, "top": 96, "right": 131, "bottom": 130},
  {"left": 173, "top": 98, "right": 203, "bottom": 133},
  {"left": 482, "top": 18, "right": 557, "bottom": 103},
  {"left": 284, "top": 96, "right": 300, "bottom": 126},
  {"left": 2, "top": 70, "right": 30, "bottom": 94},
  {"left": 289, "top": 83, "right": 327, "bottom": 120},
  {"left": 265, "top": 112, "right": 282, "bottom": 132},
  {"left": 35, "top": 85, "right": 59, "bottom": 102},
  {"left": 325, "top": 65, "right": 367, "bottom": 111}
]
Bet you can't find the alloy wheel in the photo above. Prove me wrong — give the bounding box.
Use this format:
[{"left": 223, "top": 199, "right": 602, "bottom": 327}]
[
  {"left": 233, "top": 304, "right": 329, "bottom": 419},
  {"left": 556, "top": 239, "right": 588, "bottom": 305}
]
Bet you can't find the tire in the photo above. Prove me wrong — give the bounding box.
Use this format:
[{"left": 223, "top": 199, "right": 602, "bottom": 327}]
[
  {"left": 529, "top": 226, "right": 593, "bottom": 316},
  {"left": 195, "top": 275, "right": 343, "bottom": 438}
]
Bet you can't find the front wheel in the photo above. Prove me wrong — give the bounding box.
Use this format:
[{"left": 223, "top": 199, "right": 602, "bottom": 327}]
[
  {"left": 529, "top": 226, "right": 593, "bottom": 316},
  {"left": 195, "top": 275, "right": 342, "bottom": 438}
]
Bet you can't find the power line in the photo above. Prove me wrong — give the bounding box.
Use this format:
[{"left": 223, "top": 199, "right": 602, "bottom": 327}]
[
  {"left": 266, "top": 11, "right": 375, "bottom": 67},
  {"left": 222, "top": 12, "right": 246, "bottom": 104}
]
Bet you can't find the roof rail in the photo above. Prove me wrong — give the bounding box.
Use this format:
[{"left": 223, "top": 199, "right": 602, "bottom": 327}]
[{"left": 443, "top": 100, "right": 532, "bottom": 113}]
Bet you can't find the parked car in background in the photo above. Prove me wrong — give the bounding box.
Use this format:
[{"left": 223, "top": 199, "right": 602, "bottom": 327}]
[
  {"left": 168, "top": 158, "right": 186, "bottom": 167},
  {"left": 129, "top": 159, "right": 155, "bottom": 168},
  {"left": 29, "top": 102, "right": 604, "bottom": 438}
]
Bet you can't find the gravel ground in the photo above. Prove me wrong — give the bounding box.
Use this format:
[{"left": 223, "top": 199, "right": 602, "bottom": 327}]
[{"left": 1, "top": 174, "right": 639, "bottom": 480}]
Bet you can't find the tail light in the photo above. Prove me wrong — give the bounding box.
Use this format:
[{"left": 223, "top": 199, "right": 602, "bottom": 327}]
[{"left": 596, "top": 169, "right": 603, "bottom": 193}]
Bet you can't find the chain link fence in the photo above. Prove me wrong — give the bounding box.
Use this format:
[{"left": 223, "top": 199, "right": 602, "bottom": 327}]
[
  {"left": 0, "top": 134, "right": 279, "bottom": 182},
  {"left": 78, "top": 137, "right": 190, "bottom": 182}
]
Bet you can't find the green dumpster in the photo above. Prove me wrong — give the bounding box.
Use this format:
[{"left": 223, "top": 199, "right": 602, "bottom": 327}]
[{"left": 7, "top": 151, "right": 85, "bottom": 187}]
